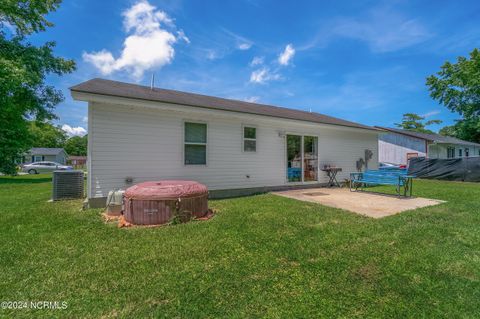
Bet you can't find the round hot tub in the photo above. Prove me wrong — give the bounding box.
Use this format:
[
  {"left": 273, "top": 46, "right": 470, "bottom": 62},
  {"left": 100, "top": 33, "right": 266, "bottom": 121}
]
[{"left": 124, "top": 180, "right": 209, "bottom": 225}]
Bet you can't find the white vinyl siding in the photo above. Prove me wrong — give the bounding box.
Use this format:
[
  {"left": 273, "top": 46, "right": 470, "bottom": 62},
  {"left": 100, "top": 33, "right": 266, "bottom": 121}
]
[
  {"left": 378, "top": 133, "right": 426, "bottom": 165},
  {"left": 87, "top": 101, "right": 379, "bottom": 199}
]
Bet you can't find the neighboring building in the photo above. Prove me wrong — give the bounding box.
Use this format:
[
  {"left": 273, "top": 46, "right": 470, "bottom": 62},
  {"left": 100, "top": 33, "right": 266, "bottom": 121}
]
[
  {"left": 67, "top": 155, "right": 87, "bottom": 168},
  {"left": 22, "top": 148, "right": 68, "bottom": 164},
  {"left": 71, "top": 78, "right": 380, "bottom": 207},
  {"left": 376, "top": 126, "right": 480, "bottom": 165}
]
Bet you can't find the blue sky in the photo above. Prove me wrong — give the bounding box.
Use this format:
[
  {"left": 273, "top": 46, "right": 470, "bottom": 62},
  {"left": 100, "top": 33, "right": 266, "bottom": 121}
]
[{"left": 28, "top": 0, "right": 480, "bottom": 135}]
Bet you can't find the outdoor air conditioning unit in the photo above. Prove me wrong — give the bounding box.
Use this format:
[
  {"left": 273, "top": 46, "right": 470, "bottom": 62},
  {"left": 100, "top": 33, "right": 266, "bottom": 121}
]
[{"left": 52, "top": 170, "right": 84, "bottom": 200}]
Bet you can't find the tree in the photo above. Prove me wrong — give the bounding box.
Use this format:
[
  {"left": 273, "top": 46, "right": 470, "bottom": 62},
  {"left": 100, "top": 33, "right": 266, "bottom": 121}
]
[
  {"left": 395, "top": 113, "right": 442, "bottom": 133},
  {"left": 64, "top": 135, "right": 87, "bottom": 156},
  {"left": 29, "top": 121, "right": 67, "bottom": 148},
  {"left": 439, "top": 119, "right": 480, "bottom": 143},
  {"left": 0, "top": 1, "right": 75, "bottom": 174},
  {"left": 438, "top": 125, "right": 456, "bottom": 137},
  {"left": 426, "top": 48, "right": 480, "bottom": 143}
]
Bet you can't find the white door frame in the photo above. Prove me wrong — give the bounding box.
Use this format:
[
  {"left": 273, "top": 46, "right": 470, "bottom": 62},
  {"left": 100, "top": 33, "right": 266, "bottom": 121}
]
[{"left": 285, "top": 134, "right": 319, "bottom": 184}]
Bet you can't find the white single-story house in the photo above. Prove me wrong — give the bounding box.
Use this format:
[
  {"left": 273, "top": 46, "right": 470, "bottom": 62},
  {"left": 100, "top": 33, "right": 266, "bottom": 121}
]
[
  {"left": 376, "top": 126, "right": 480, "bottom": 165},
  {"left": 21, "top": 148, "right": 68, "bottom": 164},
  {"left": 71, "top": 78, "right": 380, "bottom": 207}
]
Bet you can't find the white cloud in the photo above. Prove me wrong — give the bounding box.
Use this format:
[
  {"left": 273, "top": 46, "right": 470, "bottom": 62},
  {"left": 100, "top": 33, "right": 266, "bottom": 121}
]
[
  {"left": 249, "top": 67, "right": 281, "bottom": 84},
  {"left": 278, "top": 44, "right": 295, "bottom": 65},
  {"left": 422, "top": 110, "right": 441, "bottom": 118},
  {"left": 83, "top": 0, "right": 187, "bottom": 80},
  {"left": 205, "top": 49, "right": 218, "bottom": 60},
  {"left": 177, "top": 30, "right": 190, "bottom": 44},
  {"left": 249, "top": 56, "right": 264, "bottom": 66},
  {"left": 221, "top": 28, "right": 253, "bottom": 51},
  {"left": 83, "top": 50, "right": 116, "bottom": 75},
  {"left": 238, "top": 43, "right": 252, "bottom": 50},
  {"left": 298, "top": 5, "right": 431, "bottom": 53},
  {"left": 62, "top": 124, "right": 87, "bottom": 137},
  {"left": 332, "top": 7, "right": 430, "bottom": 53},
  {"left": 244, "top": 96, "right": 260, "bottom": 103}
]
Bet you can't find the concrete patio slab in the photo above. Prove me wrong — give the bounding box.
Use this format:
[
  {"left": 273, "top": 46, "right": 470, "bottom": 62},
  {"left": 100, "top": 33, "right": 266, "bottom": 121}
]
[{"left": 273, "top": 188, "right": 445, "bottom": 218}]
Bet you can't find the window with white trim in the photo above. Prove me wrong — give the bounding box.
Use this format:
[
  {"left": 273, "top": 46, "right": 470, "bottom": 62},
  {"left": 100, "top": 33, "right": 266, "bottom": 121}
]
[
  {"left": 243, "top": 126, "right": 256, "bottom": 152},
  {"left": 184, "top": 122, "right": 207, "bottom": 165},
  {"left": 33, "top": 155, "right": 43, "bottom": 162},
  {"left": 465, "top": 148, "right": 469, "bottom": 157},
  {"left": 458, "top": 148, "right": 463, "bottom": 157}
]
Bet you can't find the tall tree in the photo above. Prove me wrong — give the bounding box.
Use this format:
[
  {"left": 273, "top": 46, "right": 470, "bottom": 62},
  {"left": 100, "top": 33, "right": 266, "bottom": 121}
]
[
  {"left": 439, "top": 119, "right": 480, "bottom": 143},
  {"left": 438, "top": 125, "right": 456, "bottom": 137},
  {"left": 28, "top": 121, "right": 67, "bottom": 148},
  {"left": 0, "top": 0, "right": 75, "bottom": 174},
  {"left": 426, "top": 48, "right": 480, "bottom": 143},
  {"left": 64, "top": 135, "right": 87, "bottom": 156},
  {"left": 395, "top": 113, "right": 442, "bottom": 133}
]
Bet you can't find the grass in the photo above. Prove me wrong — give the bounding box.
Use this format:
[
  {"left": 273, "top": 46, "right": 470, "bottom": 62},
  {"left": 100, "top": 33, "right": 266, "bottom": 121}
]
[{"left": 1, "top": 174, "right": 480, "bottom": 318}]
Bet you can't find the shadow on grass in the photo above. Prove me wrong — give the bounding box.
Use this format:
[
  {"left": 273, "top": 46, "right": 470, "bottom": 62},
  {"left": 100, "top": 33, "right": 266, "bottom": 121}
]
[{"left": 0, "top": 176, "right": 52, "bottom": 184}]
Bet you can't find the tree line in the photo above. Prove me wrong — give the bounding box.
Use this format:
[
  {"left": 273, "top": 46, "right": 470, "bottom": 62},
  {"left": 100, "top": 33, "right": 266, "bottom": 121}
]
[{"left": 29, "top": 121, "right": 87, "bottom": 156}]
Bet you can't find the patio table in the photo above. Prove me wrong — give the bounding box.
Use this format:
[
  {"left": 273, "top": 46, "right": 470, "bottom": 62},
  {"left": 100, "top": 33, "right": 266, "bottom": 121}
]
[{"left": 321, "top": 167, "right": 342, "bottom": 187}]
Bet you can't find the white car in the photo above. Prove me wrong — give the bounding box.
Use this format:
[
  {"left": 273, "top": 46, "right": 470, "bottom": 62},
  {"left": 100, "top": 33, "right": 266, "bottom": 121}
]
[{"left": 22, "top": 162, "right": 73, "bottom": 174}]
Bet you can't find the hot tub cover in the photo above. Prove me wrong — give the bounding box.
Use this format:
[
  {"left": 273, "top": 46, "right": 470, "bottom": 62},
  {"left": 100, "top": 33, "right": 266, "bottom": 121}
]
[{"left": 125, "top": 180, "right": 208, "bottom": 200}]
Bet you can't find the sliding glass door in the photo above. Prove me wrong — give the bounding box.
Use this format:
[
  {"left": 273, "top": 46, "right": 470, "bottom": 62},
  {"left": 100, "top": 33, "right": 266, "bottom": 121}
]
[
  {"left": 304, "top": 136, "right": 318, "bottom": 182},
  {"left": 287, "top": 135, "right": 302, "bottom": 182},
  {"left": 286, "top": 134, "right": 318, "bottom": 183}
]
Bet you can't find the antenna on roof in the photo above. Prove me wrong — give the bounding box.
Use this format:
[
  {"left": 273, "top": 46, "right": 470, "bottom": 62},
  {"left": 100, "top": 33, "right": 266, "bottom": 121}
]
[{"left": 150, "top": 73, "right": 155, "bottom": 90}]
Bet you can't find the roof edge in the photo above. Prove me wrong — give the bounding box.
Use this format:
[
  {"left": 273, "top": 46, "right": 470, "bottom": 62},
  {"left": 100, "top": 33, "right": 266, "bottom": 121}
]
[
  {"left": 72, "top": 79, "right": 381, "bottom": 133},
  {"left": 375, "top": 126, "right": 434, "bottom": 141}
]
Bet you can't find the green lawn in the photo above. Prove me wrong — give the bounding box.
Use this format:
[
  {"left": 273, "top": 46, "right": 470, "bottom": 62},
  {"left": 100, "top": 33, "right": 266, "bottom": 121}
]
[{"left": 1, "top": 175, "right": 479, "bottom": 318}]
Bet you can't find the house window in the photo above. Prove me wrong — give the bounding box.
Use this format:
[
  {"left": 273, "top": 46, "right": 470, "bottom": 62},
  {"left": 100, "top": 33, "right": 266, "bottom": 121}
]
[
  {"left": 243, "top": 126, "right": 256, "bottom": 152},
  {"left": 447, "top": 147, "right": 455, "bottom": 158},
  {"left": 458, "top": 148, "right": 463, "bottom": 157},
  {"left": 465, "top": 148, "right": 469, "bottom": 157},
  {"left": 33, "top": 155, "right": 43, "bottom": 162},
  {"left": 184, "top": 122, "right": 207, "bottom": 165}
]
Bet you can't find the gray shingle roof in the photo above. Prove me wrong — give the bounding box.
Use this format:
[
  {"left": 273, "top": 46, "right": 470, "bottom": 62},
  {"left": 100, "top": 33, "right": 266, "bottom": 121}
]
[
  {"left": 376, "top": 126, "right": 480, "bottom": 146},
  {"left": 28, "top": 148, "right": 65, "bottom": 155},
  {"left": 71, "top": 78, "right": 378, "bottom": 131}
]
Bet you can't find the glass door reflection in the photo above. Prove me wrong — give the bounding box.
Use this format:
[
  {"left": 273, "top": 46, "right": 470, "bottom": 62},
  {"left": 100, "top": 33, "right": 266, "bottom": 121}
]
[
  {"left": 286, "top": 135, "right": 302, "bottom": 182},
  {"left": 303, "top": 136, "right": 318, "bottom": 182}
]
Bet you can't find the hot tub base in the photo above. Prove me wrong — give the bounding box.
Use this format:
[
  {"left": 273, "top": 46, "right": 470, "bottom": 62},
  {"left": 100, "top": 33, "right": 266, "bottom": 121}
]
[{"left": 124, "top": 180, "right": 209, "bottom": 225}]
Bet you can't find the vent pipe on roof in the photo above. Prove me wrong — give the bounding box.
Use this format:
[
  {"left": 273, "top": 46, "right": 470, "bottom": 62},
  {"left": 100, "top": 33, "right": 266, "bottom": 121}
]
[{"left": 150, "top": 73, "right": 155, "bottom": 90}]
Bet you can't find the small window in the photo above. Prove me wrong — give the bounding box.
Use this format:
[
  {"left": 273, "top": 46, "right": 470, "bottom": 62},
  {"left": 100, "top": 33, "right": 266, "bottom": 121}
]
[
  {"left": 458, "top": 149, "right": 463, "bottom": 157},
  {"left": 465, "top": 148, "right": 469, "bottom": 157},
  {"left": 447, "top": 147, "right": 455, "bottom": 158},
  {"left": 34, "top": 155, "right": 43, "bottom": 162},
  {"left": 243, "top": 126, "right": 256, "bottom": 152},
  {"left": 184, "top": 122, "right": 207, "bottom": 165}
]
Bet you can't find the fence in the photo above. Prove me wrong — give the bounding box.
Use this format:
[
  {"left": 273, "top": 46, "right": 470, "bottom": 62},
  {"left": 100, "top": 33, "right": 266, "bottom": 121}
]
[{"left": 408, "top": 157, "right": 480, "bottom": 182}]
